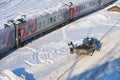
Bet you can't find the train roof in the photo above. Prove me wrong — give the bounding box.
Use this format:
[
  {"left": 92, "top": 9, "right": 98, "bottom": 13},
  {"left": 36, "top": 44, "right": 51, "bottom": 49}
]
[
  {"left": 21, "top": 0, "right": 99, "bottom": 19},
  {"left": 12, "top": 2, "right": 70, "bottom": 24},
  {"left": 0, "top": 21, "right": 7, "bottom": 30},
  {"left": 0, "top": 21, "right": 14, "bottom": 30}
]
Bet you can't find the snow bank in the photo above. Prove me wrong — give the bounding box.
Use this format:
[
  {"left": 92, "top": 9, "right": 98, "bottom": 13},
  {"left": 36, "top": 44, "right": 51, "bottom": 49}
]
[{"left": 0, "top": 70, "right": 25, "bottom": 80}]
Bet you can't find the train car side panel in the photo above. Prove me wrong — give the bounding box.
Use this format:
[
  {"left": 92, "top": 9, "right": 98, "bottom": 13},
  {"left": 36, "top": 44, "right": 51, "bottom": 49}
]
[
  {"left": 0, "top": 25, "right": 15, "bottom": 54},
  {"left": 70, "top": 0, "right": 100, "bottom": 19},
  {"left": 100, "top": 0, "right": 115, "bottom": 7},
  {"left": 15, "top": 5, "right": 69, "bottom": 43}
]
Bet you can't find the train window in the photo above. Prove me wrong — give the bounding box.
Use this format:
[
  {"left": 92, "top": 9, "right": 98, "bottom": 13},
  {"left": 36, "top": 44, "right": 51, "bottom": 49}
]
[
  {"left": 44, "top": 20, "right": 46, "bottom": 27},
  {"left": 53, "top": 16, "right": 56, "bottom": 22},
  {"left": 47, "top": 19, "right": 50, "bottom": 25},
  {"left": 96, "top": 1, "right": 98, "bottom": 5},
  {"left": 76, "top": 6, "right": 79, "bottom": 12},
  {"left": 77, "top": 5, "right": 81, "bottom": 12},
  {"left": 0, "top": 35, "right": 1, "bottom": 47},
  {"left": 33, "top": 23, "right": 37, "bottom": 30},
  {"left": 57, "top": 14, "right": 60, "bottom": 20},
  {"left": 44, "top": 20, "right": 45, "bottom": 27},
  {"left": 82, "top": 4, "right": 85, "bottom": 10},
  {"left": 89, "top": 1, "right": 92, "bottom": 6},
  {"left": 83, "top": 5, "right": 85, "bottom": 10},
  {"left": 28, "top": 24, "right": 32, "bottom": 32},
  {"left": 38, "top": 22, "right": 41, "bottom": 28},
  {"left": 94, "top": 1, "right": 96, "bottom": 5},
  {"left": 26, "top": 25, "right": 29, "bottom": 33},
  {"left": 93, "top": 1, "right": 95, "bottom": 6},
  {"left": 81, "top": 5, "right": 83, "bottom": 10},
  {"left": 60, "top": 14, "right": 63, "bottom": 18},
  {"left": 50, "top": 17, "right": 53, "bottom": 23},
  {"left": 41, "top": 20, "right": 45, "bottom": 27}
]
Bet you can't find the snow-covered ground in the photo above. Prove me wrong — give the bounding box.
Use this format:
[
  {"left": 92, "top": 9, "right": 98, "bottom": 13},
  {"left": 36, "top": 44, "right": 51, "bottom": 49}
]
[{"left": 0, "top": 0, "right": 120, "bottom": 80}]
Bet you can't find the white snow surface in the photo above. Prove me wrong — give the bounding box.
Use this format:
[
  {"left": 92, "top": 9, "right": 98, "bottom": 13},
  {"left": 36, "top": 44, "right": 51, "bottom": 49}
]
[
  {"left": 0, "top": 70, "right": 25, "bottom": 80},
  {"left": 0, "top": 0, "right": 120, "bottom": 80}
]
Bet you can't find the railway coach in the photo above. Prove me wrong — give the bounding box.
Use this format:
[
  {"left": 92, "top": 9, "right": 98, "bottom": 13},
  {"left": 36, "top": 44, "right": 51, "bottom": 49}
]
[
  {"left": 0, "top": 22, "right": 15, "bottom": 55},
  {"left": 70, "top": 0, "right": 100, "bottom": 19}
]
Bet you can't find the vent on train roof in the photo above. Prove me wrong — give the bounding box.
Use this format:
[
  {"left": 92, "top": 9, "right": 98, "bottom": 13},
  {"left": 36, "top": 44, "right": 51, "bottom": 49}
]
[{"left": 16, "top": 15, "right": 27, "bottom": 23}]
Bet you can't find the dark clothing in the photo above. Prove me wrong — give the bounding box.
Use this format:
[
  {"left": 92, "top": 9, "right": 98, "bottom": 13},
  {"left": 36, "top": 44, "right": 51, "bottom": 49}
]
[
  {"left": 68, "top": 42, "right": 74, "bottom": 54},
  {"left": 88, "top": 38, "right": 94, "bottom": 46}
]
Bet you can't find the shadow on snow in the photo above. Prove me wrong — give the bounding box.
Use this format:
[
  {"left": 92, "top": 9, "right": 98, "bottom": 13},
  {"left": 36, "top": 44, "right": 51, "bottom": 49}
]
[
  {"left": 68, "top": 57, "right": 120, "bottom": 80},
  {"left": 12, "top": 68, "right": 35, "bottom": 80}
]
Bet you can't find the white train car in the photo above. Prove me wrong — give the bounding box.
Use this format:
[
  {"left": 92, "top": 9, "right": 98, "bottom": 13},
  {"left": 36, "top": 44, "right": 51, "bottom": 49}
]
[
  {"left": 0, "top": 22, "right": 15, "bottom": 54},
  {"left": 69, "top": 0, "right": 100, "bottom": 19}
]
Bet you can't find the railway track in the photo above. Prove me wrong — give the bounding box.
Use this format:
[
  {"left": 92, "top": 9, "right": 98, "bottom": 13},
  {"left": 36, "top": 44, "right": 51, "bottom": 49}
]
[{"left": 57, "top": 55, "right": 84, "bottom": 80}]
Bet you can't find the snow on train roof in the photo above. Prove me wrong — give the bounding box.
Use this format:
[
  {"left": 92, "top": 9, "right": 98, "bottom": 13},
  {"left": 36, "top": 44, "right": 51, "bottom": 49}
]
[
  {"left": 0, "top": 1, "right": 69, "bottom": 30},
  {"left": 0, "top": 22, "right": 7, "bottom": 30},
  {"left": 63, "top": 0, "right": 85, "bottom": 4},
  {"left": 0, "top": 20, "right": 15, "bottom": 30},
  {"left": 14, "top": 2, "right": 69, "bottom": 21}
]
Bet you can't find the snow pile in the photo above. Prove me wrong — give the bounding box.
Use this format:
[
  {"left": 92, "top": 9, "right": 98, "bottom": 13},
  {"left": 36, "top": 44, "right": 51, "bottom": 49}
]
[{"left": 0, "top": 70, "right": 25, "bottom": 80}]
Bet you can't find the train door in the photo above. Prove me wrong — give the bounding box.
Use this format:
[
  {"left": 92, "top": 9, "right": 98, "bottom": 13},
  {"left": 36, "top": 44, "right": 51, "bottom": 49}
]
[
  {"left": 70, "top": 7, "right": 76, "bottom": 19},
  {"left": 14, "top": 23, "right": 21, "bottom": 48}
]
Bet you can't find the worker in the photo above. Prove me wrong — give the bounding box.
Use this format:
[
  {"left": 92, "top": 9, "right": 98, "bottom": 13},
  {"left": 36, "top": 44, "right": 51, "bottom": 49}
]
[
  {"left": 88, "top": 37, "right": 94, "bottom": 46},
  {"left": 83, "top": 37, "right": 94, "bottom": 46},
  {"left": 68, "top": 42, "right": 74, "bottom": 54}
]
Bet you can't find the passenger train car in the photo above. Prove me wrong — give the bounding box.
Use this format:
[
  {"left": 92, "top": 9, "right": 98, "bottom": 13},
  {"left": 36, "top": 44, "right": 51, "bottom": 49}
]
[{"left": 0, "top": 0, "right": 117, "bottom": 55}]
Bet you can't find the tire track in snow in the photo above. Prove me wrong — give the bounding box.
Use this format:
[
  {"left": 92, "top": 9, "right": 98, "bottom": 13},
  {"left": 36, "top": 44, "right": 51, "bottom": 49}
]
[
  {"left": 0, "top": 0, "right": 12, "bottom": 8},
  {"left": 23, "top": 0, "right": 45, "bottom": 12},
  {"left": 30, "top": 0, "right": 63, "bottom": 11},
  {"left": 25, "top": 46, "right": 42, "bottom": 64},
  {"left": 62, "top": 27, "right": 70, "bottom": 42},
  {"left": 57, "top": 55, "right": 84, "bottom": 80},
  {"left": 0, "top": 0, "right": 29, "bottom": 19},
  {"left": 24, "top": 42, "right": 69, "bottom": 66}
]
